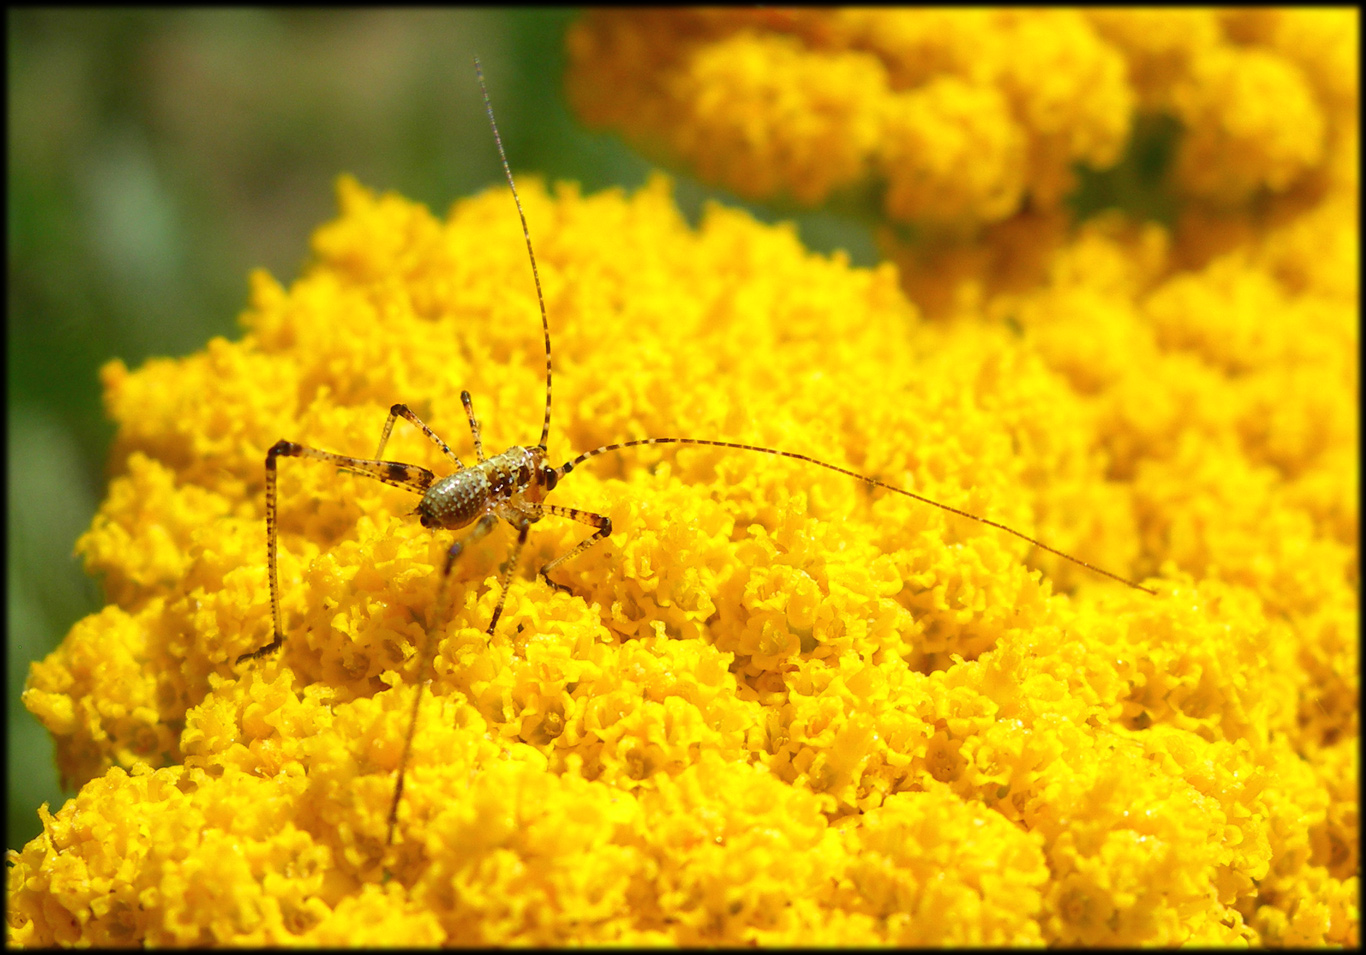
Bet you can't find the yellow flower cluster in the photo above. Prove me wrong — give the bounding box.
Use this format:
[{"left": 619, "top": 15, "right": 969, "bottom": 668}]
[
  {"left": 567, "top": 8, "right": 1354, "bottom": 223},
  {"left": 9, "top": 44, "right": 1358, "bottom": 940}
]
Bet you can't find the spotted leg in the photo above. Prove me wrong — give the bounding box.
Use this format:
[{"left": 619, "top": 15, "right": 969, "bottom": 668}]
[
  {"left": 537, "top": 504, "right": 613, "bottom": 594},
  {"left": 387, "top": 512, "right": 496, "bottom": 846},
  {"left": 486, "top": 522, "right": 531, "bottom": 635},
  {"left": 372, "top": 403, "right": 465, "bottom": 467},
  {"left": 239, "top": 440, "right": 437, "bottom": 664},
  {"left": 460, "top": 390, "right": 485, "bottom": 464}
]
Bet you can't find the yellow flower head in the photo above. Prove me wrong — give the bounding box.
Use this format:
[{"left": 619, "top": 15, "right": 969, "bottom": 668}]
[
  {"left": 10, "top": 19, "right": 1359, "bottom": 943},
  {"left": 569, "top": 9, "right": 1356, "bottom": 228},
  {"left": 569, "top": 9, "right": 1133, "bottom": 225}
]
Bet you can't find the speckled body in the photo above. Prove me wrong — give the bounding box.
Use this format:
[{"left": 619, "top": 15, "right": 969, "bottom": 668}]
[{"left": 418, "top": 445, "right": 550, "bottom": 531}]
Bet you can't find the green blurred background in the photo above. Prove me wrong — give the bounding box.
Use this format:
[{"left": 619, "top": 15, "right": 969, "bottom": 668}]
[{"left": 7, "top": 9, "right": 888, "bottom": 852}]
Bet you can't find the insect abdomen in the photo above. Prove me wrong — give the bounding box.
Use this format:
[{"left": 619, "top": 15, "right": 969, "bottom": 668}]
[{"left": 418, "top": 469, "right": 490, "bottom": 529}]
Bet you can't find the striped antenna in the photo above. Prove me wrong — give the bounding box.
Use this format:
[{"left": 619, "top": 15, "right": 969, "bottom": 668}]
[
  {"left": 558, "top": 437, "right": 1157, "bottom": 595},
  {"left": 475, "top": 57, "right": 553, "bottom": 451}
]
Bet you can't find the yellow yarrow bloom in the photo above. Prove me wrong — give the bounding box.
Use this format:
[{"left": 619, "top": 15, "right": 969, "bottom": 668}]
[
  {"left": 9, "top": 126, "right": 1358, "bottom": 946},
  {"left": 568, "top": 9, "right": 1354, "bottom": 224},
  {"left": 568, "top": 9, "right": 1132, "bottom": 225}
]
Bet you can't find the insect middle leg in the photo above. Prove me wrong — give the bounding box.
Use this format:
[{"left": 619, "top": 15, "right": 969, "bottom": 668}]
[
  {"left": 373, "top": 403, "right": 466, "bottom": 466},
  {"left": 487, "top": 522, "right": 532, "bottom": 634},
  {"left": 459, "top": 390, "right": 485, "bottom": 464},
  {"left": 537, "top": 504, "right": 613, "bottom": 593}
]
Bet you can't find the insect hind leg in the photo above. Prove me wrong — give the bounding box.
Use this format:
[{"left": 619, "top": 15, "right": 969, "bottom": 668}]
[
  {"left": 237, "top": 439, "right": 438, "bottom": 665},
  {"left": 387, "top": 512, "right": 497, "bottom": 846}
]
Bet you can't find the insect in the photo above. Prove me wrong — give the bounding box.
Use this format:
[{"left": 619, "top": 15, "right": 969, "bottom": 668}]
[{"left": 236, "top": 59, "right": 1157, "bottom": 847}]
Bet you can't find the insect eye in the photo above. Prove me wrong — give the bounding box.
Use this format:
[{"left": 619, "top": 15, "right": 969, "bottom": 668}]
[{"left": 543, "top": 467, "right": 558, "bottom": 491}]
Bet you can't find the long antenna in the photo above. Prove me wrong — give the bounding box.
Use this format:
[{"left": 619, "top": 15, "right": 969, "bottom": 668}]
[
  {"left": 559, "top": 437, "right": 1157, "bottom": 595},
  {"left": 475, "top": 57, "right": 553, "bottom": 451}
]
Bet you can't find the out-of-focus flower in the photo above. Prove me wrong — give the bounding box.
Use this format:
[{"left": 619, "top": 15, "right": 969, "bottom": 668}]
[
  {"left": 570, "top": 9, "right": 1136, "bottom": 226},
  {"left": 569, "top": 9, "right": 1356, "bottom": 229}
]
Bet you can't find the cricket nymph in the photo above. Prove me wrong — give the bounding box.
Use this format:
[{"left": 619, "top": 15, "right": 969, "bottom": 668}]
[
  {"left": 417, "top": 445, "right": 556, "bottom": 530},
  {"left": 241, "top": 58, "right": 1153, "bottom": 849}
]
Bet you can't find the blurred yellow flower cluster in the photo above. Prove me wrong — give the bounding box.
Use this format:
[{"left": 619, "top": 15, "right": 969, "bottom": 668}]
[
  {"left": 9, "top": 9, "right": 1359, "bottom": 942},
  {"left": 568, "top": 9, "right": 1354, "bottom": 224}
]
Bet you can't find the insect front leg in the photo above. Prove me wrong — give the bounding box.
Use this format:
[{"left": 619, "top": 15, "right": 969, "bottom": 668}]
[
  {"left": 537, "top": 504, "right": 613, "bottom": 594},
  {"left": 238, "top": 439, "right": 436, "bottom": 665}
]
